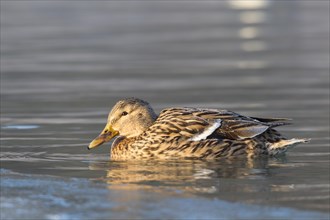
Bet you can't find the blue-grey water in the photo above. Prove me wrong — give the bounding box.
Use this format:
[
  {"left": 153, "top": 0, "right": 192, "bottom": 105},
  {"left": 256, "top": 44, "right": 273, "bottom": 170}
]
[{"left": 1, "top": 1, "right": 329, "bottom": 219}]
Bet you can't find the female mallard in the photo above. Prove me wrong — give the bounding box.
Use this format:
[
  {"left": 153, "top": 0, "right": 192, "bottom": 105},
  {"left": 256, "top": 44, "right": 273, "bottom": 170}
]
[{"left": 88, "top": 98, "right": 308, "bottom": 160}]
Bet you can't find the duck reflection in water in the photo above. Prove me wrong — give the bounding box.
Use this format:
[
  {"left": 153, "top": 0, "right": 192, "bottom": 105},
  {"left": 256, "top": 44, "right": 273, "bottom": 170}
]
[{"left": 88, "top": 157, "right": 283, "bottom": 194}]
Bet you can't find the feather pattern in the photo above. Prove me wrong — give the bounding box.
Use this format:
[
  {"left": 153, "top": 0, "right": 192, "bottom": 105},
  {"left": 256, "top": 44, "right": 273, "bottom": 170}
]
[{"left": 88, "top": 98, "right": 309, "bottom": 160}]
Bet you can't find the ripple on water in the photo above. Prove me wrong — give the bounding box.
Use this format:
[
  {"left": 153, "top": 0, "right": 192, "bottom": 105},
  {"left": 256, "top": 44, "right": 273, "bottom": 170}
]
[
  {"left": 0, "top": 168, "right": 328, "bottom": 220},
  {"left": 2, "top": 125, "right": 40, "bottom": 130}
]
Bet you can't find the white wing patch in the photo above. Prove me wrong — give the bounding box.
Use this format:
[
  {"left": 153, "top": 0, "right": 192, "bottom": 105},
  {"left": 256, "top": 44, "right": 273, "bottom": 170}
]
[{"left": 189, "top": 119, "right": 222, "bottom": 141}]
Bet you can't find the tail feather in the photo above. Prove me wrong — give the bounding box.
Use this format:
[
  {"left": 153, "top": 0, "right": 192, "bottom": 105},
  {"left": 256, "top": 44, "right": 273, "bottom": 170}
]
[
  {"left": 251, "top": 117, "right": 292, "bottom": 123},
  {"left": 268, "top": 138, "right": 310, "bottom": 156},
  {"left": 251, "top": 117, "right": 292, "bottom": 127}
]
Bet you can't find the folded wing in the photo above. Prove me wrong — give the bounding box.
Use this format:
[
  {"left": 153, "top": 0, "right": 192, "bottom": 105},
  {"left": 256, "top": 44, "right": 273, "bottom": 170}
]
[{"left": 156, "top": 107, "right": 290, "bottom": 141}]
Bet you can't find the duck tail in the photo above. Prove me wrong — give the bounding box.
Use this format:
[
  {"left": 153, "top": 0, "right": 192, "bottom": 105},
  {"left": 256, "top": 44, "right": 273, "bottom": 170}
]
[
  {"left": 267, "top": 138, "right": 310, "bottom": 156},
  {"left": 251, "top": 117, "right": 292, "bottom": 127}
]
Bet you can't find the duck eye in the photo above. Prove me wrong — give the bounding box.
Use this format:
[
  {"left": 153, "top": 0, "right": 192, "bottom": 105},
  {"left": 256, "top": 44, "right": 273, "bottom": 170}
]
[{"left": 121, "top": 111, "right": 128, "bottom": 116}]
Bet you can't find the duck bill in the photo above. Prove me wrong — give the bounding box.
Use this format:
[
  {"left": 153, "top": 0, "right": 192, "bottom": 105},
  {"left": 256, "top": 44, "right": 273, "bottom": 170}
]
[{"left": 88, "top": 124, "right": 119, "bottom": 150}]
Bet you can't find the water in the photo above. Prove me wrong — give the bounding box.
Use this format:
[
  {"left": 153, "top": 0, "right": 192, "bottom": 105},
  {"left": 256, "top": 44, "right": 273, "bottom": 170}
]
[{"left": 1, "top": 1, "right": 329, "bottom": 219}]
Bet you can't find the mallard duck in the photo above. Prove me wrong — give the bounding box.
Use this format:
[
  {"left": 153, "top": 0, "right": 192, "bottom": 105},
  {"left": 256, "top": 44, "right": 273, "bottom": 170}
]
[{"left": 88, "top": 98, "right": 309, "bottom": 160}]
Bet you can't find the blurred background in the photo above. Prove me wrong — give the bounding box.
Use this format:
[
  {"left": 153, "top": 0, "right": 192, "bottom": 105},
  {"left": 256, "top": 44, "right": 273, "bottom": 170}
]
[
  {"left": 1, "top": 1, "right": 329, "bottom": 219},
  {"left": 2, "top": 1, "right": 329, "bottom": 112}
]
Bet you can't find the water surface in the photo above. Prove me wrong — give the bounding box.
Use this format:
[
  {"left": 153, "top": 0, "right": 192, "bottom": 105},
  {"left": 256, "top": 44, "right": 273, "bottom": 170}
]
[{"left": 1, "top": 1, "right": 329, "bottom": 219}]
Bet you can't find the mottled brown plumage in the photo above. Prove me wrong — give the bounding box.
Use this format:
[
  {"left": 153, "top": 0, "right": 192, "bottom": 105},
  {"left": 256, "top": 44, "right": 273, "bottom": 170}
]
[{"left": 88, "top": 98, "right": 309, "bottom": 160}]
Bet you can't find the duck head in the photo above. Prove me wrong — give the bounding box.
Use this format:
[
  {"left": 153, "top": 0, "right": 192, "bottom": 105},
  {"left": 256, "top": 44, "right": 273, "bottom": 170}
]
[{"left": 88, "top": 98, "right": 157, "bottom": 149}]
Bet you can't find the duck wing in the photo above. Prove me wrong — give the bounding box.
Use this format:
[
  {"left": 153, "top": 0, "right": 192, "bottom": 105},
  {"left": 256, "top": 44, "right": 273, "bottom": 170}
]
[
  {"left": 250, "top": 116, "right": 291, "bottom": 126},
  {"left": 155, "top": 107, "right": 290, "bottom": 141}
]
